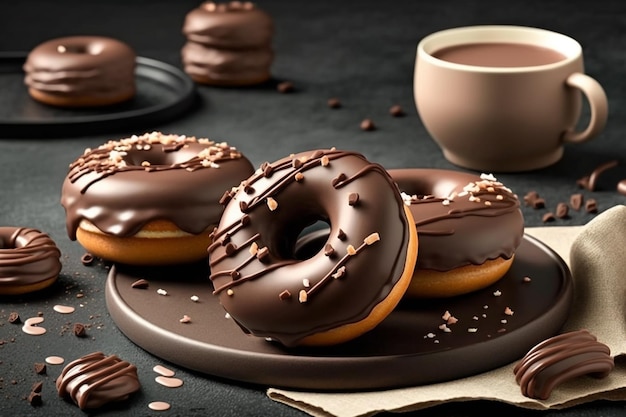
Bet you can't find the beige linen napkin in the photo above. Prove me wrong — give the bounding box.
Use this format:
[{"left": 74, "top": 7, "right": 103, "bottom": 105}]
[{"left": 268, "top": 205, "right": 626, "bottom": 417}]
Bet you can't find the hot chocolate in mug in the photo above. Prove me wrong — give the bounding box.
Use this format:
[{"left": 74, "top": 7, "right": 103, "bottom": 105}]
[{"left": 414, "top": 25, "right": 608, "bottom": 172}]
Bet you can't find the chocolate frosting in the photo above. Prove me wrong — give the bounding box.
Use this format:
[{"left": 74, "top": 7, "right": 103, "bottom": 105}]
[
  {"left": 208, "top": 149, "right": 414, "bottom": 347},
  {"left": 61, "top": 132, "right": 255, "bottom": 239},
  {"left": 23, "top": 36, "right": 135, "bottom": 98},
  {"left": 56, "top": 352, "right": 141, "bottom": 410},
  {"left": 0, "top": 227, "right": 62, "bottom": 289},
  {"left": 182, "top": 41, "right": 273, "bottom": 80},
  {"left": 389, "top": 169, "right": 524, "bottom": 271},
  {"left": 514, "top": 330, "right": 614, "bottom": 400}
]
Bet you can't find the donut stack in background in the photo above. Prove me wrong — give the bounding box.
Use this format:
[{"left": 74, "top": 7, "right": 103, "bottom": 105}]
[{"left": 181, "top": 1, "right": 274, "bottom": 86}]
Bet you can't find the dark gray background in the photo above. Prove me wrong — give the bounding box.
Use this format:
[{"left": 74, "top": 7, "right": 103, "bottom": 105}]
[{"left": 1, "top": 0, "right": 625, "bottom": 416}]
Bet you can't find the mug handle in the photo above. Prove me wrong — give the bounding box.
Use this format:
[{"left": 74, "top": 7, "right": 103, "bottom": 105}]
[{"left": 562, "top": 72, "right": 608, "bottom": 143}]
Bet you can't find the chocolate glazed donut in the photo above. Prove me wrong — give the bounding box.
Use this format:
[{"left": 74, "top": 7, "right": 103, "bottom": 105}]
[
  {"left": 24, "top": 36, "right": 136, "bottom": 107},
  {"left": 61, "top": 132, "right": 255, "bottom": 265},
  {"left": 389, "top": 169, "right": 524, "bottom": 298},
  {"left": 208, "top": 149, "right": 418, "bottom": 347},
  {"left": 0, "top": 227, "right": 62, "bottom": 295}
]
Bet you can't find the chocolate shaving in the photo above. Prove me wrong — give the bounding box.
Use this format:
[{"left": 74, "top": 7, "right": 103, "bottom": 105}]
[
  {"left": 130, "top": 279, "right": 149, "bottom": 289},
  {"left": 586, "top": 160, "right": 619, "bottom": 191},
  {"left": 31, "top": 381, "right": 43, "bottom": 393},
  {"left": 28, "top": 391, "right": 42, "bottom": 406}
]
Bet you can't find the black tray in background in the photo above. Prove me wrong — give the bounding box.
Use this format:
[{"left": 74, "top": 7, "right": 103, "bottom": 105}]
[{"left": 0, "top": 53, "right": 197, "bottom": 138}]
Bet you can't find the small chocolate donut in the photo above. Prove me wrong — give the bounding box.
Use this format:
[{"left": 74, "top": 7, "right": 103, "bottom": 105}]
[
  {"left": 0, "top": 227, "right": 62, "bottom": 295},
  {"left": 181, "top": 1, "right": 274, "bottom": 86},
  {"left": 389, "top": 169, "right": 524, "bottom": 298},
  {"left": 24, "top": 36, "right": 136, "bottom": 107},
  {"left": 61, "top": 132, "right": 255, "bottom": 265},
  {"left": 208, "top": 149, "right": 418, "bottom": 347}
]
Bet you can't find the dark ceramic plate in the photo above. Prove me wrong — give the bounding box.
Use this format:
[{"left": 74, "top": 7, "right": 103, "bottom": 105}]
[
  {"left": 105, "top": 233, "right": 573, "bottom": 391},
  {"left": 0, "top": 53, "right": 196, "bottom": 138}
]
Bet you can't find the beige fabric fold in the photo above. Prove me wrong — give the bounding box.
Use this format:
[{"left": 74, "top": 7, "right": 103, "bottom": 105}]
[{"left": 268, "top": 205, "right": 626, "bottom": 417}]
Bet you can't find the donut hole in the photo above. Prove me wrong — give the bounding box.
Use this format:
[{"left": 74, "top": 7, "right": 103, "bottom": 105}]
[
  {"left": 294, "top": 220, "right": 330, "bottom": 260},
  {"left": 122, "top": 147, "right": 200, "bottom": 167}
]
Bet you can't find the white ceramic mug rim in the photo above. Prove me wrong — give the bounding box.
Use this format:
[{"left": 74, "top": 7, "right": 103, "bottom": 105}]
[{"left": 418, "top": 25, "right": 582, "bottom": 73}]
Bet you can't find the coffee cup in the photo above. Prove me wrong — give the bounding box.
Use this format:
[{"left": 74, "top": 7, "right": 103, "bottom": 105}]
[{"left": 414, "top": 25, "right": 608, "bottom": 172}]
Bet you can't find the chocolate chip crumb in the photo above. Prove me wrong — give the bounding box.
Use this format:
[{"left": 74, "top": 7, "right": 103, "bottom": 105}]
[
  {"left": 277, "top": 81, "right": 295, "bottom": 93},
  {"left": 8, "top": 311, "right": 20, "bottom": 324},
  {"left": 570, "top": 193, "right": 583, "bottom": 211},
  {"left": 73, "top": 323, "right": 86, "bottom": 338},
  {"left": 348, "top": 192, "right": 360, "bottom": 206},
  {"left": 585, "top": 198, "right": 598, "bottom": 213},
  {"left": 523, "top": 191, "right": 539, "bottom": 205},
  {"left": 542, "top": 212, "right": 556, "bottom": 223},
  {"left": 389, "top": 105, "right": 405, "bottom": 117},
  {"left": 327, "top": 98, "right": 341, "bottom": 108},
  {"left": 33, "top": 363, "right": 46, "bottom": 375},
  {"left": 555, "top": 202, "right": 569, "bottom": 219},
  {"left": 80, "top": 253, "right": 94, "bottom": 266},
  {"left": 131, "top": 279, "right": 149, "bottom": 289},
  {"left": 360, "top": 118, "right": 376, "bottom": 131}
]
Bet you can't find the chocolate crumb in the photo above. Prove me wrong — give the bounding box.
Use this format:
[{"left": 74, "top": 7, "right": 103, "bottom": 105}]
[
  {"left": 73, "top": 323, "right": 87, "bottom": 338},
  {"left": 28, "top": 391, "right": 42, "bottom": 406},
  {"left": 617, "top": 179, "right": 626, "bottom": 196},
  {"left": 31, "top": 381, "right": 43, "bottom": 393},
  {"left": 277, "top": 81, "right": 295, "bottom": 93},
  {"left": 80, "top": 253, "right": 94, "bottom": 266},
  {"left": 523, "top": 191, "right": 539, "bottom": 205},
  {"left": 532, "top": 198, "right": 546, "bottom": 209},
  {"left": 542, "top": 212, "right": 556, "bottom": 223},
  {"left": 360, "top": 118, "right": 376, "bottom": 131},
  {"left": 555, "top": 202, "right": 569, "bottom": 219},
  {"left": 131, "top": 279, "right": 149, "bottom": 289},
  {"left": 33, "top": 363, "right": 46, "bottom": 375},
  {"left": 327, "top": 98, "right": 341, "bottom": 108},
  {"left": 570, "top": 193, "right": 583, "bottom": 211},
  {"left": 279, "top": 289, "right": 291, "bottom": 300},
  {"left": 576, "top": 176, "right": 590, "bottom": 189},
  {"left": 348, "top": 192, "right": 360, "bottom": 206},
  {"left": 8, "top": 311, "right": 20, "bottom": 324},
  {"left": 585, "top": 198, "right": 598, "bottom": 213},
  {"left": 389, "top": 105, "right": 405, "bottom": 117},
  {"left": 337, "top": 229, "right": 346, "bottom": 241}
]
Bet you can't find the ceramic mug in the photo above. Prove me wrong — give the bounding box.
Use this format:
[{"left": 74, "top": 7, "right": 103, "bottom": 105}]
[{"left": 414, "top": 25, "right": 608, "bottom": 172}]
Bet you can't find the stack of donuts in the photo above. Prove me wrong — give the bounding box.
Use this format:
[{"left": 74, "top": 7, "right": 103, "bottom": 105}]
[{"left": 181, "top": 1, "right": 274, "bottom": 86}]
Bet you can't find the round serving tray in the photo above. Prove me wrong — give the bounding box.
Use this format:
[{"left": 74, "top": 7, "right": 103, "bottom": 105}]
[
  {"left": 0, "top": 53, "right": 197, "bottom": 138},
  {"left": 105, "top": 233, "right": 573, "bottom": 390}
]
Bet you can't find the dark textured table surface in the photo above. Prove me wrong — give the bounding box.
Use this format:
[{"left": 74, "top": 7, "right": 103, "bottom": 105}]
[{"left": 1, "top": 1, "right": 626, "bottom": 416}]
